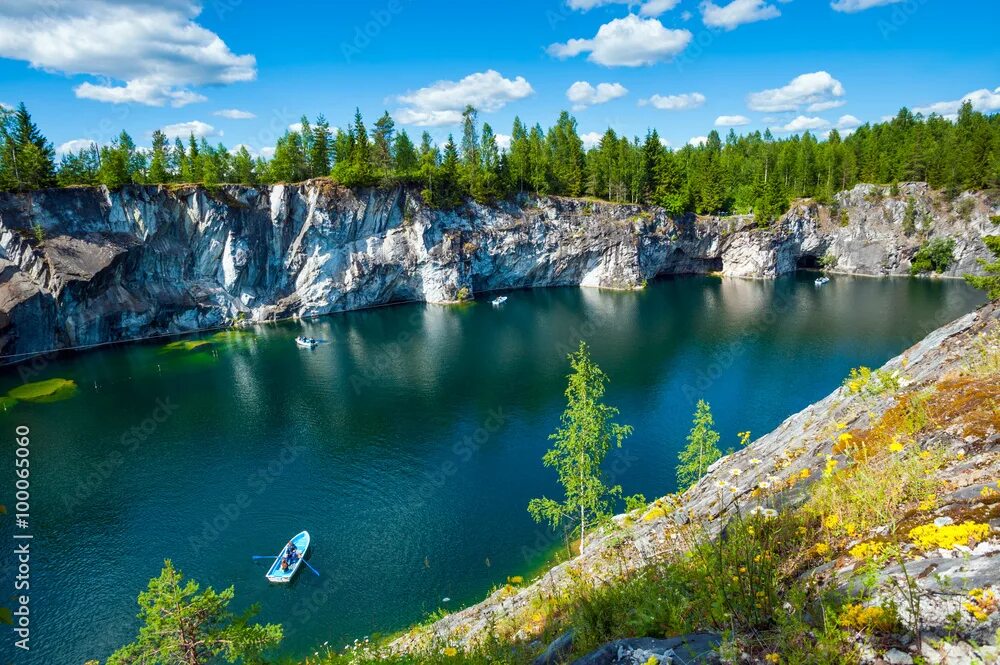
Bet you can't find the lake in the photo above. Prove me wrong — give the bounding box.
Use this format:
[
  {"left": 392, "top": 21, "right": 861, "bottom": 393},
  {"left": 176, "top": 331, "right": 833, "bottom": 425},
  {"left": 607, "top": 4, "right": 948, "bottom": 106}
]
[{"left": 0, "top": 274, "right": 985, "bottom": 663}]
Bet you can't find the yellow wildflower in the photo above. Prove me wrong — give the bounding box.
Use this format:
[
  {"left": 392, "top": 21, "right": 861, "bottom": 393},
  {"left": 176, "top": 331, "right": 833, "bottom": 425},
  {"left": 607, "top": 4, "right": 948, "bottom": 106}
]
[
  {"left": 824, "top": 514, "right": 840, "bottom": 530},
  {"left": 845, "top": 522, "right": 857, "bottom": 536},
  {"left": 814, "top": 542, "right": 830, "bottom": 556},
  {"left": 443, "top": 647, "right": 458, "bottom": 657},
  {"left": 889, "top": 438, "right": 904, "bottom": 453},
  {"left": 919, "top": 450, "right": 931, "bottom": 460},
  {"left": 765, "top": 654, "right": 781, "bottom": 664},
  {"left": 838, "top": 432, "right": 853, "bottom": 445},
  {"left": 909, "top": 521, "right": 991, "bottom": 550},
  {"left": 799, "top": 468, "right": 811, "bottom": 479},
  {"left": 838, "top": 603, "right": 895, "bottom": 632},
  {"left": 508, "top": 576, "right": 524, "bottom": 584},
  {"left": 823, "top": 456, "right": 839, "bottom": 478},
  {"left": 836, "top": 422, "right": 848, "bottom": 430},
  {"left": 849, "top": 541, "right": 886, "bottom": 560},
  {"left": 964, "top": 588, "right": 998, "bottom": 622},
  {"left": 918, "top": 494, "right": 937, "bottom": 511},
  {"left": 981, "top": 486, "right": 999, "bottom": 500}
]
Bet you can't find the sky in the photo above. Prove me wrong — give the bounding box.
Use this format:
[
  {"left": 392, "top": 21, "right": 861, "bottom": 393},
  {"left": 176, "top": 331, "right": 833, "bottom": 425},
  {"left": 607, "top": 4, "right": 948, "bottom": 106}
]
[{"left": 0, "top": 0, "right": 998, "bottom": 158}]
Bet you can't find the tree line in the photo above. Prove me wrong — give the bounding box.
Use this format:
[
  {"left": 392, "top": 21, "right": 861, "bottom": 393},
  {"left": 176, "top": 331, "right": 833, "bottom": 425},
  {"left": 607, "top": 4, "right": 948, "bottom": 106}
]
[{"left": 3, "top": 101, "right": 999, "bottom": 222}]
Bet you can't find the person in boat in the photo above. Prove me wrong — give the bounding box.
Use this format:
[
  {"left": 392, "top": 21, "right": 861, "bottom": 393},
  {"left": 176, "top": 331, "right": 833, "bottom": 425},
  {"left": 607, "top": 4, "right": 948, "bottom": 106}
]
[{"left": 280, "top": 558, "right": 289, "bottom": 572}]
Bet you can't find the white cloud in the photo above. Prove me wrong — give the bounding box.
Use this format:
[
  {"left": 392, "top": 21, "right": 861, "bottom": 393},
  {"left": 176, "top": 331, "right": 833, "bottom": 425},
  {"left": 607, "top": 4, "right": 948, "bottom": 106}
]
[
  {"left": 914, "top": 86, "right": 1000, "bottom": 118},
  {"left": 681, "top": 9, "right": 694, "bottom": 19},
  {"left": 566, "top": 81, "right": 629, "bottom": 110},
  {"left": 581, "top": 131, "right": 605, "bottom": 149},
  {"left": 495, "top": 133, "right": 512, "bottom": 151},
  {"left": 830, "top": 0, "right": 903, "bottom": 12},
  {"left": 214, "top": 108, "right": 256, "bottom": 119},
  {"left": 259, "top": 146, "right": 276, "bottom": 159},
  {"left": 715, "top": 114, "right": 751, "bottom": 126},
  {"left": 640, "top": 92, "right": 706, "bottom": 111},
  {"left": 160, "top": 120, "right": 221, "bottom": 140},
  {"left": 394, "top": 70, "right": 533, "bottom": 127},
  {"left": 394, "top": 109, "right": 465, "bottom": 127},
  {"left": 565, "top": 0, "right": 680, "bottom": 15},
  {"left": 688, "top": 135, "right": 709, "bottom": 146},
  {"left": 56, "top": 138, "right": 100, "bottom": 155},
  {"left": 778, "top": 115, "right": 830, "bottom": 133},
  {"left": 807, "top": 99, "right": 846, "bottom": 112},
  {"left": 548, "top": 15, "right": 692, "bottom": 67},
  {"left": 747, "top": 71, "right": 846, "bottom": 112},
  {"left": 0, "top": 0, "right": 256, "bottom": 107},
  {"left": 700, "top": 0, "right": 783, "bottom": 30},
  {"left": 289, "top": 122, "right": 304, "bottom": 132},
  {"left": 836, "top": 114, "right": 862, "bottom": 129}
]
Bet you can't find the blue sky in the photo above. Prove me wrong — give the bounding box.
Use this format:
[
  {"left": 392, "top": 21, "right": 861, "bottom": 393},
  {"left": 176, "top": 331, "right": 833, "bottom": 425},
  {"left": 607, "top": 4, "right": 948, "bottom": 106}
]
[{"left": 1, "top": 0, "right": 997, "bottom": 157}]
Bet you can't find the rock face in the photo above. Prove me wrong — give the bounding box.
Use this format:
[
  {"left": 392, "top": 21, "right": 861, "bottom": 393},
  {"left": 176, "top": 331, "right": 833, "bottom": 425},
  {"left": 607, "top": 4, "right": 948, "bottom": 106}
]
[{"left": 0, "top": 181, "right": 996, "bottom": 362}]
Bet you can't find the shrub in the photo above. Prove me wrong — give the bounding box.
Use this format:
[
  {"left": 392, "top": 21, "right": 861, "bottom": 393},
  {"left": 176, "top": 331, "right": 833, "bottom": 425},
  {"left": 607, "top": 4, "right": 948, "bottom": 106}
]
[
  {"left": 956, "top": 197, "right": 976, "bottom": 221},
  {"left": 902, "top": 197, "right": 918, "bottom": 235},
  {"left": 964, "top": 236, "right": 1000, "bottom": 300},
  {"left": 455, "top": 286, "right": 472, "bottom": 302},
  {"left": 820, "top": 253, "right": 838, "bottom": 269},
  {"left": 910, "top": 237, "right": 956, "bottom": 275},
  {"left": 838, "top": 210, "right": 850, "bottom": 227}
]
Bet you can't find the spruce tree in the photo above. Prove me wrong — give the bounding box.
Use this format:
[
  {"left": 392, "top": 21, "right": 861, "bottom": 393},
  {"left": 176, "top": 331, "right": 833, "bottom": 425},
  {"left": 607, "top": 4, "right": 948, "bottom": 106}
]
[
  {"left": 676, "top": 400, "right": 722, "bottom": 492},
  {"left": 148, "top": 130, "right": 170, "bottom": 183},
  {"left": 0, "top": 103, "right": 56, "bottom": 190}
]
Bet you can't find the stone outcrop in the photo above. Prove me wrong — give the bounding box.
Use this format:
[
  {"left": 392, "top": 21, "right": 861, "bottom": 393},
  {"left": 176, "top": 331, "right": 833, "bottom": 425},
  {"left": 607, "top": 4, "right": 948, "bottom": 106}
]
[
  {"left": 387, "top": 301, "right": 1000, "bottom": 663},
  {"left": 0, "top": 181, "right": 996, "bottom": 363}
]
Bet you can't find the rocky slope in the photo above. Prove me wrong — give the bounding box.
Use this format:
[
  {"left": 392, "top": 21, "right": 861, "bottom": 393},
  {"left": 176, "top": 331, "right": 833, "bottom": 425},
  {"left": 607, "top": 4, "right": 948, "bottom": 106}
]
[
  {"left": 388, "top": 301, "right": 1000, "bottom": 664},
  {"left": 0, "top": 181, "right": 996, "bottom": 363}
]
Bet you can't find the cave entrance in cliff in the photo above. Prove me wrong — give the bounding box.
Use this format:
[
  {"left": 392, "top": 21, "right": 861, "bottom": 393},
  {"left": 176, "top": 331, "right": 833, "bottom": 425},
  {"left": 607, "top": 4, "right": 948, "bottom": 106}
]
[{"left": 796, "top": 254, "right": 821, "bottom": 270}]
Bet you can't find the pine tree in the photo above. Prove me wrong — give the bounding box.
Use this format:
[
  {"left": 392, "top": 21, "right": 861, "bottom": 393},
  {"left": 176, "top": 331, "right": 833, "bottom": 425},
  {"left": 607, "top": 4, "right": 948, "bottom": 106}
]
[
  {"left": 393, "top": 129, "right": 418, "bottom": 180},
  {"left": 0, "top": 103, "right": 56, "bottom": 190},
  {"left": 107, "top": 560, "right": 282, "bottom": 665},
  {"left": 528, "top": 341, "right": 632, "bottom": 554},
  {"left": 964, "top": 236, "right": 1000, "bottom": 301},
  {"left": 509, "top": 116, "right": 530, "bottom": 194},
  {"left": 372, "top": 111, "right": 395, "bottom": 177},
  {"left": 232, "top": 145, "right": 256, "bottom": 184},
  {"left": 148, "top": 130, "right": 170, "bottom": 183},
  {"left": 676, "top": 400, "right": 722, "bottom": 492},
  {"left": 309, "top": 115, "right": 333, "bottom": 178}
]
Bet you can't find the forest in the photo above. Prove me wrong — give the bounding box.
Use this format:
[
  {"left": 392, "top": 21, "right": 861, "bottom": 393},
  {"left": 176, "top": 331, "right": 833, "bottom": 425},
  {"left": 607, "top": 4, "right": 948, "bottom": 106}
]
[{"left": 1, "top": 101, "right": 998, "bottom": 222}]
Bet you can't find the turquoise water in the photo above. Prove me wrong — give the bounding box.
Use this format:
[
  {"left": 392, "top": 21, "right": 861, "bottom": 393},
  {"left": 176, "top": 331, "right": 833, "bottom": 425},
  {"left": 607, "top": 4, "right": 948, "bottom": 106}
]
[{"left": 0, "top": 274, "right": 985, "bottom": 663}]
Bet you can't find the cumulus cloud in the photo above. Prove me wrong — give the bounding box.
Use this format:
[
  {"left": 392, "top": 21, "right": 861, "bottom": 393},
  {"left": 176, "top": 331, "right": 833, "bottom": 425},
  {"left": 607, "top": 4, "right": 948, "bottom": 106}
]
[
  {"left": 0, "top": 0, "right": 256, "bottom": 107},
  {"left": 56, "top": 138, "right": 100, "bottom": 155},
  {"left": 688, "top": 135, "right": 709, "bottom": 146},
  {"left": 548, "top": 15, "right": 692, "bottom": 67},
  {"left": 640, "top": 92, "right": 706, "bottom": 111},
  {"left": 914, "top": 86, "right": 1000, "bottom": 118},
  {"left": 495, "top": 133, "right": 512, "bottom": 151},
  {"left": 830, "top": 0, "right": 903, "bottom": 12},
  {"left": 778, "top": 115, "right": 830, "bottom": 133},
  {"left": 747, "top": 71, "right": 846, "bottom": 112},
  {"left": 715, "top": 114, "right": 751, "bottom": 126},
  {"left": 700, "top": 0, "right": 783, "bottom": 30},
  {"left": 581, "top": 131, "right": 605, "bottom": 149},
  {"left": 214, "top": 108, "right": 256, "bottom": 119},
  {"left": 836, "top": 114, "right": 862, "bottom": 129},
  {"left": 566, "top": 81, "right": 629, "bottom": 110},
  {"left": 565, "top": 0, "right": 681, "bottom": 15},
  {"left": 394, "top": 70, "right": 533, "bottom": 126},
  {"left": 160, "top": 120, "right": 221, "bottom": 140}
]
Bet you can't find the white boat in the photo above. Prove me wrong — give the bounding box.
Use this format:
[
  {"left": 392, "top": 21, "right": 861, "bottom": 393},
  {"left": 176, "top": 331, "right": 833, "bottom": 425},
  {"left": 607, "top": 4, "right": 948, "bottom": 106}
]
[
  {"left": 295, "top": 336, "right": 320, "bottom": 348},
  {"left": 265, "top": 530, "right": 310, "bottom": 583},
  {"left": 814, "top": 276, "right": 830, "bottom": 287},
  {"left": 491, "top": 296, "right": 508, "bottom": 306}
]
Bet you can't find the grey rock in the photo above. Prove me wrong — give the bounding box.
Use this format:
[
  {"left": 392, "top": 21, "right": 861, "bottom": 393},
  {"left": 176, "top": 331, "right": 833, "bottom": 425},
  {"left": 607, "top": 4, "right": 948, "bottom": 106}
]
[
  {"left": 570, "top": 634, "right": 721, "bottom": 665},
  {"left": 1, "top": 182, "right": 994, "bottom": 364},
  {"left": 884, "top": 648, "right": 914, "bottom": 664},
  {"left": 533, "top": 630, "right": 575, "bottom": 665}
]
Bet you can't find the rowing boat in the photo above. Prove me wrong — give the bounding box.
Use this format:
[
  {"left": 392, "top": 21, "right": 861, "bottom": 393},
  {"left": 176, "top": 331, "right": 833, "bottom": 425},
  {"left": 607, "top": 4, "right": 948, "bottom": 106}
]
[{"left": 265, "top": 530, "right": 311, "bottom": 583}]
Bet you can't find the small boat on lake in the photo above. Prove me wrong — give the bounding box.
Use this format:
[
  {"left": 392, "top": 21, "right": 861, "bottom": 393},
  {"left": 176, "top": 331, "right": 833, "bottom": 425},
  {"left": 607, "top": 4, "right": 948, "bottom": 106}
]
[
  {"left": 815, "top": 276, "right": 830, "bottom": 287},
  {"left": 295, "top": 336, "right": 321, "bottom": 348},
  {"left": 265, "top": 530, "right": 310, "bottom": 583},
  {"left": 491, "top": 296, "right": 508, "bottom": 306}
]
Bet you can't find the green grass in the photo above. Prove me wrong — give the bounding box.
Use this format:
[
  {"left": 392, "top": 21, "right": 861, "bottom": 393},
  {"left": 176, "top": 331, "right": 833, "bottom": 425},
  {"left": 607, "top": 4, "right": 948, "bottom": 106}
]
[{"left": 7, "top": 378, "right": 77, "bottom": 403}]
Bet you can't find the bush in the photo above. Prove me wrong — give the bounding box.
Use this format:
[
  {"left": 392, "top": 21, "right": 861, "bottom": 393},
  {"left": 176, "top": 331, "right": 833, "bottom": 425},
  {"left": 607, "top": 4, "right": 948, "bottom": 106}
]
[
  {"left": 820, "top": 253, "right": 838, "bottom": 269},
  {"left": 910, "top": 237, "right": 956, "bottom": 275},
  {"left": 838, "top": 210, "right": 850, "bottom": 227}
]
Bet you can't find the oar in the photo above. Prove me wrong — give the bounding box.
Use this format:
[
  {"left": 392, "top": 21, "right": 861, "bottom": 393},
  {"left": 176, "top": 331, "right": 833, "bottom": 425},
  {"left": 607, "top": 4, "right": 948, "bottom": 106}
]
[
  {"left": 251, "top": 555, "right": 275, "bottom": 561},
  {"left": 302, "top": 559, "right": 320, "bottom": 577}
]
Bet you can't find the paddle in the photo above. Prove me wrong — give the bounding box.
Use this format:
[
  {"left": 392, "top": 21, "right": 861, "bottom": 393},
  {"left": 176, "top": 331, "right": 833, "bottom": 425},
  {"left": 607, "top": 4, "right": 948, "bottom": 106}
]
[
  {"left": 302, "top": 559, "right": 320, "bottom": 577},
  {"left": 251, "top": 555, "right": 274, "bottom": 561},
  {"left": 251, "top": 554, "right": 318, "bottom": 576}
]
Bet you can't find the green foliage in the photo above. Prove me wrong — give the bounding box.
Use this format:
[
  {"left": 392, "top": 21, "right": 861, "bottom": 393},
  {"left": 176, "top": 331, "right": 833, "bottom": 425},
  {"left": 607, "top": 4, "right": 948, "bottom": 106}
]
[
  {"left": 838, "top": 210, "right": 850, "bottom": 227},
  {"left": 964, "top": 235, "right": 1000, "bottom": 300},
  {"left": 31, "top": 221, "right": 44, "bottom": 244},
  {"left": 528, "top": 342, "right": 633, "bottom": 552},
  {"left": 107, "top": 560, "right": 282, "bottom": 665},
  {"left": 675, "top": 400, "right": 722, "bottom": 492},
  {"left": 0, "top": 103, "right": 56, "bottom": 190},
  {"left": 820, "top": 253, "right": 839, "bottom": 269},
  {"left": 990, "top": 215, "right": 1000, "bottom": 226},
  {"left": 902, "top": 196, "right": 918, "bottom": 235},
  {"left": 910, "top": 237, "right": 956, "bottom": 275}
]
